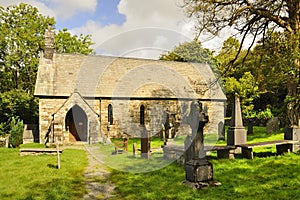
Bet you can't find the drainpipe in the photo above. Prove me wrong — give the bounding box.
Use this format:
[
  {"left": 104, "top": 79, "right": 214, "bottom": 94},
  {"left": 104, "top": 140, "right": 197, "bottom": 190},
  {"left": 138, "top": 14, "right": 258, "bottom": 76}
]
[
  {"left": 99, "top": 98, "right": 102, "bottom": 141},
  {"left": 87, "top": 118, "right": 90, "bottom": 144},
  {"left": 51, "top": 114, "right": 55, "bottom": 144}
]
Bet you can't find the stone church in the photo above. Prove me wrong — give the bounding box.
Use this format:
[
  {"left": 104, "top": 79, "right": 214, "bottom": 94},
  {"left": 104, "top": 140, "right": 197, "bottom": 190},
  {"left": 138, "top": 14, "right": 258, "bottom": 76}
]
[{"left": 34, "top": 30, "right": 226, "bottom": 144}]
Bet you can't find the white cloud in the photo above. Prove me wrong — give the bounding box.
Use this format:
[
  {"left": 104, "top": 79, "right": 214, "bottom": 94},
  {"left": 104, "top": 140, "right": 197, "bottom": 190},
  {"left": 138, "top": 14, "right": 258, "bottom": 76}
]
[
  {"left": 71, "top": 0, "right": 201, "bottom": 59},
  {"left": 50, "top": 0, "right": 97, "bottom": 20},
  {"left": 0, "top": 0, "right": 228, "bottom": 59},
  {"left": 0, "top": 0, "right": 97, "bottom": 20}
]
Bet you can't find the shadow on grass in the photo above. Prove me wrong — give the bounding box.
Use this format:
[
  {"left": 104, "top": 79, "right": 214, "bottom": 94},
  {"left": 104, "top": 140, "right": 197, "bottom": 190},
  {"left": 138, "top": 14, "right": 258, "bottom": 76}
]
[
  {"left": 254, "top": 151, "right": 277, "bottom": 158},
  {"left": 47, "top": 163, "right": 59, "bottom": 169}
]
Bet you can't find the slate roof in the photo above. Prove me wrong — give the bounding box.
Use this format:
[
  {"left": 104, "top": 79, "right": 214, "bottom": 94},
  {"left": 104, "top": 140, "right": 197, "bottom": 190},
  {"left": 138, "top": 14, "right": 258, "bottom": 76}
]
[{"left": 34, "top": 53, "right": 226, "bottom": 101}]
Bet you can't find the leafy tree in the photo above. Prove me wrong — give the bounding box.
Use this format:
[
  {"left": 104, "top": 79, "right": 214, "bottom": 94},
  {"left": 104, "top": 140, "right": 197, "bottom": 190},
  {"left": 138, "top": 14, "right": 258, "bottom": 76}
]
[
  {"left": 160, "top": 40, "right": 215, "bottom": 64},
  {"left": 0, "top": 89, "right": 38, "bottom": 124},
  {"left": 184, "top": 0, "right": 300, "bottom": 126},
  {"left": 216, "top": 37, "right": 251, "bottom": 78},
  {"left": 0, "top": 3, "right": 95, "bottom": 138},
  {"left": 224, "top": 72, "right": 259, "bottom": 118},
  {"left": 0, "top": 3, "right": 55, "bottom": 93},
  {"left": 0, "top": 3, "right": 95, "bottom": 93},
  {"left": 55, "top": 28, "right": 94, "bottom": 55}
]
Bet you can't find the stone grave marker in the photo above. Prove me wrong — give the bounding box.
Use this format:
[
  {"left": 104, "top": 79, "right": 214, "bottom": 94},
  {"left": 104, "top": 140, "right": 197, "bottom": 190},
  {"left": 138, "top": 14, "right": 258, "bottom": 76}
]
[
  {"left": 218, "top": 121, "right": 225, "bottom": 140},
  {"left": 227, "top": 93, "right": 247, "bottom": 146},
  {"left": 266, "top": 117, "right": 280, "bottom": 134},
  {"left": 184, "top": 101, "right": 219, "bottom": 189},
  {"left": 141, "top": 126, "right": 150, "bottom": 159}
]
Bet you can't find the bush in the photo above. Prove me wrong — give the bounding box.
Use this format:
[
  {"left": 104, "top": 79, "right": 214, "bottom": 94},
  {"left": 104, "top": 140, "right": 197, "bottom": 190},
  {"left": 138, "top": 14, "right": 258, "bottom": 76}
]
[
  {"left": 0, "top": 89, "right": 39, "bottom": 124},
  {"left": 0, "top": 123, "right": 7, "bottom": 137},
  {"left": 9, "top": 117, "right": 24, "bottom": 148}
]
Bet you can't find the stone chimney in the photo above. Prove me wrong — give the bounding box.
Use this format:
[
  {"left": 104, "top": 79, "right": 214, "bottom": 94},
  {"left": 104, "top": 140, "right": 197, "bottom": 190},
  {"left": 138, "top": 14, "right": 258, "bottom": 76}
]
[{"left": 44, "top": 28, "right": 55, "bottom": 59}]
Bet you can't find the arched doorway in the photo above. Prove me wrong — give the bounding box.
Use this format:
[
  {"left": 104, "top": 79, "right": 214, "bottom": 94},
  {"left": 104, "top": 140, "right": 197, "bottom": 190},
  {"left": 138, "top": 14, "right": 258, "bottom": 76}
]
[{"left": 65, "top": 105, "right": 88, "bottom": 142}]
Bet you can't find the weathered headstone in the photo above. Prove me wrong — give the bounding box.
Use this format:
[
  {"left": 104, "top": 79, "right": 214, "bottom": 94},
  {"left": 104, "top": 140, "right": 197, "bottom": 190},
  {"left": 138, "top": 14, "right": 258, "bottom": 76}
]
[
  {"left": 284, "top": 125, "right": 300, "bottom": 152},
  {"left": 184, "top": 101, "right": 218, "bottom": 189},
  {"left": 218, "top": 121, "right": 225, "bottom": 140},
  {"left": 247, "top": 121, "right": 253, "bottom": 134},
  {"left": 23, "top": 124, "right": 39, "bottom": 144},
  {"left": 227, "top": 94, "right": 247, "bottom": 146},
  {"left": 141, "top": 126, "right": 150, "bottom": 159},
  {"left": 266, "top": 117, "right": 280, "bottom": 134}
]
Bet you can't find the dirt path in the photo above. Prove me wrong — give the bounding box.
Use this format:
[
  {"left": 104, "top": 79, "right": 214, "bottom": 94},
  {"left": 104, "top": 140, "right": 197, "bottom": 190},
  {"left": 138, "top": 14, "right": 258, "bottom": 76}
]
[{"left": 81, "top": 145, "right": 115, "bottom": 200}]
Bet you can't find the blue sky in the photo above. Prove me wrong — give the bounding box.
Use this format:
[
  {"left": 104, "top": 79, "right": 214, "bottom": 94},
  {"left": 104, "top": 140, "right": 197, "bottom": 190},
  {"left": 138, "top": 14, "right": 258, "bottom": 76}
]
[
  {"left": 1, "top": 0, "right": 230, "bottom": 59},
  {"left": 50, "top": 0, "right": 126, "bottom": 30}
]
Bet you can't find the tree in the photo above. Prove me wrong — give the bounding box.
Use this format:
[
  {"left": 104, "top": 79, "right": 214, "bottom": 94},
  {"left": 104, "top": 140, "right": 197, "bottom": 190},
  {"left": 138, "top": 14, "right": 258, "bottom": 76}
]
[
  {"left": 0, "top": 3, "right": 95, "bottom": 137},
  {"left": 250, "top": 31, "right": 298, "bottom": 124},
  {"left": 0, "top": 89, "right": 38, "bottom": 124},
  {"left": 216, "top": 37, "right": 249, "bottom": 78},
  {"left": 55, "top": 28, "right": 94, "bottom": 55},
  {"left": 160, "top": 40, "right": 215, "bottom": 64},
  {"left": 0, "top": 3, "right": 55, "bottom": 93},
  {"left": 0, "top": 3, "right": 95, "bottom": 93},
  {"left": 184, "top": 0, "right": 300, "bottom": 126},
  {"left": 224, "top": 72, "right": 259, "bottom": 118}
]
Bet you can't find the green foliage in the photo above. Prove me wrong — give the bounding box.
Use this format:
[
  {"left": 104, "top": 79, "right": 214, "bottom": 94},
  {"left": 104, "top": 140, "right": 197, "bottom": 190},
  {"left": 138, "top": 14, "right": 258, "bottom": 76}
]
[
  {"left": 0, "top": 3, "right": 55, "bottom": 93},
  {"left": 0, "top": 123, "right": 6, "bottom": 137},
  {"left": 184, "top": 1, "right": 300, "bottom": 126},
  {"left": 160, "top": 40, "right": 215, "bottom": 64},
  {"left": 0, "top": 3, "right": 95, "bottom": 127},
  {"left": 216, "top": 37, "right": 245, "bottom": 77},
  {"left": 0, "top": 3, "right": 95, "bottom": 93},
  {"left": 0, "top": 89, "right": 38, "bottom": 124},
  {"left": 224, "top": 72, "right": 259, "bottom": 118},
  {"left": 256, "top": 108, "right": 273, "bottom": 119},
  {"left": 0, "top": 148, "right": 87, "bottom": 199},
  {"left": 55, "top": 28, "right": 95, "bottom": 55},
  {"left": 8, "top": 117, "right": 24, "bottom": 148}
]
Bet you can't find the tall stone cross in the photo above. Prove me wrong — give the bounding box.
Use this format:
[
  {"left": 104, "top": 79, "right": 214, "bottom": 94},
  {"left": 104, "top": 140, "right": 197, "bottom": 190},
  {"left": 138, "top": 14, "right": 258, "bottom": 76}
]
[
  {"left": 184, "top": 101, "right": 209, "bottom": 162},
  {"left": 184, "top": 101, "right": 215, "bottom": 188}
]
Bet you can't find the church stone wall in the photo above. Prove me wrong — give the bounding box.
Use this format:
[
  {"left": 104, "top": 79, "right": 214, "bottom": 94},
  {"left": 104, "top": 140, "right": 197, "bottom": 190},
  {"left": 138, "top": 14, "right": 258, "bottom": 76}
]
[
  {"left": 38, "top": 96, "right": 101, "bottom": 144},
  {"left": 100, "top": 99, "right": 225, "bottom": 139}
]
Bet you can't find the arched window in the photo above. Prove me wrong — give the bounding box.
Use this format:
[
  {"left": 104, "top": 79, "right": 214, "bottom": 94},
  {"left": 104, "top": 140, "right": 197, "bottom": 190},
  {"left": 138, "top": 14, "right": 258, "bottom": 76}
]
[
  {"left": 140, "top": 105, "right": 145, "bottom": 125},
  {"left": 108, "top": 104, "right": 113, "bottom": 125}
]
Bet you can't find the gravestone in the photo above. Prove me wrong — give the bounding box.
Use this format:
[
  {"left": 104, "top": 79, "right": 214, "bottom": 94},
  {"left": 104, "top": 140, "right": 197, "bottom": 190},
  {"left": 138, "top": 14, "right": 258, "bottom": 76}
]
[
  {"left": 227, "top": 94, "right": 247, "bottom": 146},
  {"left": 141, "top": 126, "right": 150, "bottom": 159},
  {"left": 23, "top": 124, "right": 39, "bottom": 144},
  {"left": 247, "top": 121, "right": 253, "bottom": 134},
  {"left": 184, "top": 101, "right": 218, "bottom": 189},
  {"left": 218, "top": 121, "right": 225, "bottom": 140},
  {"left": 266, "top": 117, "right": 280, "bottom": 134},
  {"left": 284, "top": 125, "right": 300, "bottom": 152}
]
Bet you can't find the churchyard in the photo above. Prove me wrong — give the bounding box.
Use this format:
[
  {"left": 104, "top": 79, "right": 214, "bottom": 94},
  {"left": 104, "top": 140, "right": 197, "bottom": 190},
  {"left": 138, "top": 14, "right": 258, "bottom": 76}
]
[{"left": 0, "top": 126, "right": 299, "bottom": 200}]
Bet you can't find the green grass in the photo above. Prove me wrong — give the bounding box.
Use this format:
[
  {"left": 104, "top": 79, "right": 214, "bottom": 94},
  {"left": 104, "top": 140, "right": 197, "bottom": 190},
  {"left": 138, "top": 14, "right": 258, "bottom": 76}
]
[
  {"left": 0, "top": 148, "right": 88, "bottom": 200},
  {"left": 111, "top": 137, "right": 164, "bottom": 152},
  {"left": 109, "top": 153, "right": 300, "bottom": 200},
  {"left": 19, "top": 143, "right": 46, "bottom": 148},
  {"left": 107, "top": 126, "right": 300, "bottom": 199}
]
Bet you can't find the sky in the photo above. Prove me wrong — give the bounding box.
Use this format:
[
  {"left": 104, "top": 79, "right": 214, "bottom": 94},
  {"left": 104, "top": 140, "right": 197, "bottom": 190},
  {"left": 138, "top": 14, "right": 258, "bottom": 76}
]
[{"left": 0, "top": 0, "right": 230, "bottom": 59}]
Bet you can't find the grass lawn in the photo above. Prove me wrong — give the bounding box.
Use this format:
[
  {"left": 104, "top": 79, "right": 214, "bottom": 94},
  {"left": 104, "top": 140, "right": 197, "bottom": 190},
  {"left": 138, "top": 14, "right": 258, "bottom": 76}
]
[
  {"left": 109, "top": 153, "right": 300, "bottom": 200},
  {"left": 0, "top": 147, "right": 88, "bottom": 200},
  {"left": 106, "top": 126, "right": 300, "bottom": 199},
  {"left": 0, "top": 126, "right": 298, "bottom": 199}
]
